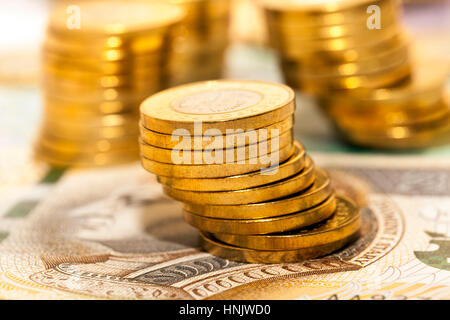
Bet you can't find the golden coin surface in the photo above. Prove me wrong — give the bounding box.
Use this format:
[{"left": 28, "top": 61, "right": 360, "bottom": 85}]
[
  {"left": 184, "top": 194, "right": 336, "bottom": 235},
  {"left": 48, "top": 1, "right": 185, "bottom": 36},
  {"left": 140, "top": 118, "right": 293, "bottom": 150},
  {"left": 215, "top": 195, "right": 361, "bottom": 250},
  {"left": 183, "top": 167, "right": 334, "bottom": 219},
  {"left": 34, "top": 144, "right": 139, "bottom": 168},
  {"left": 157, "top": 141, "right": 306, "bottom": 191},
  {"left": 140, "top": 132, "right": 293, "bottom": 164},
  {"left": 141, "top": 141, "right": 294, "bottom": 178},
  {"left": 260, "top": 0, "right": 395, "bottom": 13},
  {"left": 284, "top": 42, "right": 409, "bottom": 78},
  {"left": 199, "top": 229, "right": 358, "bottom": 263},
  {"left": 287, "top": 61, "right": 411, "bottom": 93},
  {"left": 37, "top": 133, "right": 138, "bottom": 154},
  {"left": 165, "top": 156, "right": 315, "bottom": 205},
  {"left": 341, "top": 112, "right": 450, "bottom": 150},
  {"left": 140, "top": 80, "right": 295, "bottom": 134}
]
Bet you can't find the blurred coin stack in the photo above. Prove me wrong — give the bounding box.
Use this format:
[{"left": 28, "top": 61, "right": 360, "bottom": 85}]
[
  {"left": 322, "top": 62, "right": 450, "bottom": 149},
  {"left": 140, "top": 80, "right": 361, "bottom": 263},
  {"left": 261, "top": 0, "right": 411, "bottom": 94},
  {"left": 168, "top": 0, "right": 230, "bottom": 86},
  {"left": 34, "top": 1, "right": 185, "bottom": 167},
  {"left": 260, "top": 0, "right": 450, "bottom": 149}
]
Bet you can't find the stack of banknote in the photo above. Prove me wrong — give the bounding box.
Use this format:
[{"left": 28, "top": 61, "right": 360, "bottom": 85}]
[
  {"left": 168, "top": 0, "right": 230, "bottom": 86},
  {"left": 139, "top": 79, "right": 361, "bottom": 263},
  {"left": 260, "top": 0, "right": 450, "bottom": 149},
  {"left": 34, "top": 1, "right": 185, "bottom": 167}
]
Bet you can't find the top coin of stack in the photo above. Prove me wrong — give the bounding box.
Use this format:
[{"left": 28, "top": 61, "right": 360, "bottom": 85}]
[
  {"left": 140, "top": 80, "right": 362, "bottom": 263},
  {"left": 260, "top": 0, "right": 411, "bottom": 94},
  {"left": 35, "top": 0, "right": 185, "bottom": 167},
  {"left": 168, "top": 0, "right": 231, "bottom": 86}
]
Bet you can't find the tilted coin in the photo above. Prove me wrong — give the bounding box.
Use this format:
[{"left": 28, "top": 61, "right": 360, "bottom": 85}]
[
  {"left": 140, "top": 132, "right": 293, "bottom": 164},
  {"left": 157, "top": 140, "right": 306, "bottom": 191},
  {"left": 214, "top": 195, "right": 361, "bottom": 250},
  {"left": 141, "top": 141, "right": 294, "bottom": 178},
  {"left": 199, "top": 228, "right": 358, "bottom": 263},
  {"left": 183, "top": 167, "right": 333, "bottom": 219},
  {"left": 140, "top": 80, "right": 295, "bottom": 135},
  {"left": 164, "top": 155, "right": 315, "bottom": 205},
  {"left": 140, "top": 116, "right": 293, "bottom": 150},
  {"left": 184, "top": 193, "right": 336, "bottom": 235}
]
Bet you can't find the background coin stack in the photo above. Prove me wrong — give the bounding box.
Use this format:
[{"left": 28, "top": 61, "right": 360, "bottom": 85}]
[
  {"left": 320, "top": 61, "right": 450, "bottom": 149},
  {"left": 140, "top": 80, "right": 361, "bottom": 263},
  {"left": 168, "top": 0, "right": 231, "bottom": 86},
  {"left": 261, "top": 0, "right": 411, "bottom": 95},
  {"left": 259, "top": 0, "right": 450, "bottom": 149},
  {"left": 34, "top": 1, "right": 185, "bottom": 167}
]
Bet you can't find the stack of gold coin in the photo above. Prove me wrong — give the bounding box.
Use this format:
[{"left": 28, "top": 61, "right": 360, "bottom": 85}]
[
  {"left": 320, "top": 61, "right": 450, "bottom": 149},
  {"left": 168, "top": 0, "right": 230, "bottom": 86},
  {"left": 260, "top": 0, "right": 412, "bottom": 94},
  {"left": 34, "top": 1, "right": 185, "bottom": 167},
  {"left": 140, "top": 79, "right": 361, "bottom": 263}
]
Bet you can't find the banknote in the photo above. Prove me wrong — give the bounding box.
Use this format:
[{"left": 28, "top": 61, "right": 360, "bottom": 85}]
[{"left": 0, "top": 153, "right": 449, "bottom": 300}]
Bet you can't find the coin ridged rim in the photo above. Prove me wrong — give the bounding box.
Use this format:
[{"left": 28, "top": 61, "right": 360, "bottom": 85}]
[
  {"left": 139, "top": 127, "right": 294, "bottom": 154},
  {"left": 214, "top": 195, "right": 361, "bottom": 250},
  {"left": 164, "top": 156, "right": 315, "bottom": 205},
  {"left": 183, "top": 167, "right": 333, "bottom": 219},
  {"left": 140, "top": 80, "right": 295, "bottom": 134},
  {"left": 199, "top": 227, "right": 359, "bottom": 264},
  {"left": 141, "top": 142, "right": 294, "bottom": 178},
  {"left": 184, "top": 194, "right": 336, "bottom": 235},
  {"left": 157, "top": 141, "right": 306, "bottom": 192},
  {"left": 140, "top": 132, "right": 294, "bottom": 164}
]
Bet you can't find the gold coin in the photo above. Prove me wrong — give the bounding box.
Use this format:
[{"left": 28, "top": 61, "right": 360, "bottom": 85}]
[
  {"left": 283, "top": 41, "right": 410, "bottom": 78},
  {"left": 279, "top": 33, "right": 407, "bottom": 66},
  {"left": 265, "top": 3, "right": 399, "bottom": 29},
  {"left": 48, "top": 1, "right": 185, "bottom": 36},
  {"left": 287, "top": 61, "right": 411, "bottom": 93},
  {"left": 333, "top": 101, "right": 449, "bottom": 131},
  {"left": 172, "top": 0, "right": 230, "bottom": 22},
  {"left": 199, "top": 228, "right": 358, "bottom": 263},
  {"left": 34, "top": 144, "right": 139, "bottom": 168},
  {"left": 37, "top": 130, "right": 138, "bottom": 154},
  {"left": 40, "top": 121, "right": 139, "bottom": 140},
  {"left": 273, "top": 26, "right": 402, "bottom": 58},
  {"left": 260, "top": 0, "right": 397, "bottom": 15},
  {"left": 140, "top": 116, "right": 293, "bottom": 150},
  {"left": 44, "top": 81, "right": 161, "bottom": 103},
  {"left": 165, "top": 155, "right": 315, "bottom": 205},
  {"left": 140, "top": 131, "right": 293, "bottom": 164},
  {"left": 44, "top": 62, "right": 163, "bottom": 84},
  {"left": 140, "top": 80, "right": 295, "bottom": 135},
  {"left": 43, "top": 50, "right": 164, "bottom": 75},
  {"left": 215, "top": 195, "right": 361, "bottom": 250},
  {"left": 183, "top": 167, "right": 333, "bottom": 219},
  {"left": 43, "top": 73, "right": 162, "bottom": 91},
  {"left": 157, "top": 141, "right": 306, "bottom": 192},
  {"left": 340, "top": 112, "right": 450, "bottom": 150},
  {"left": 44, "top": 99, "right": 140, "bottom": 117},
  {"left": 184, "top": 193, "right": 336, "bottom": 235},
  {"left": 141, "top": 141, "right": 294, "bottom": 178}
]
